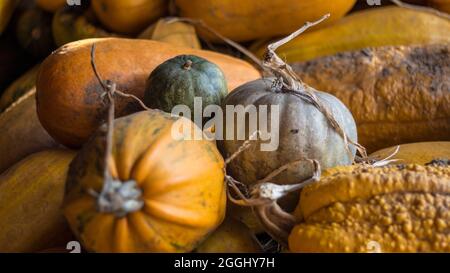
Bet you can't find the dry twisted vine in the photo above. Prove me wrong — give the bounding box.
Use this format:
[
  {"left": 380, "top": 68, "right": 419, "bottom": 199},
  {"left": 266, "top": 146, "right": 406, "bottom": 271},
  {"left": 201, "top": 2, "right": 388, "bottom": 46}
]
[
  {"left": 263, "top": 14, "right": 367, "bottom": 161},
  {"left": 223, "top": 131, "right": 321, "bottom": 245},
  {"left": 88, "top": 44, "right": 151, "bottom": 217}
]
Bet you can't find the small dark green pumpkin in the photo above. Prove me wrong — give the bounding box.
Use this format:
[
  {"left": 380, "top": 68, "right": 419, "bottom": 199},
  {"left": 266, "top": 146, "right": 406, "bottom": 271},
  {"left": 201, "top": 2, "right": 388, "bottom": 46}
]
[{"left": 144, "top": 54, "right": 228, "bottom": 123}]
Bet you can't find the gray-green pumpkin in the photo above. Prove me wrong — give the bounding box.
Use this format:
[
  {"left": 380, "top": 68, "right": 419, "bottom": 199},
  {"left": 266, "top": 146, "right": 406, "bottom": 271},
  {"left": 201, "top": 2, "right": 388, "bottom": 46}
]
[
  {"left": 144, "top": 54, "right": 228, "bottom": 123},
  {"left": 217, "top": 77, "right": 358, "bottom": 211}
]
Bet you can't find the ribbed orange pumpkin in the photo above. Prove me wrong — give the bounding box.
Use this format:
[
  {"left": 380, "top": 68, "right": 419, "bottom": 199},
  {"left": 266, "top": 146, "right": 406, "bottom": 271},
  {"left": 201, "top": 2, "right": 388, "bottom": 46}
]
[{"left": 63, "top": 110, "right": 226, "bottom": 252}]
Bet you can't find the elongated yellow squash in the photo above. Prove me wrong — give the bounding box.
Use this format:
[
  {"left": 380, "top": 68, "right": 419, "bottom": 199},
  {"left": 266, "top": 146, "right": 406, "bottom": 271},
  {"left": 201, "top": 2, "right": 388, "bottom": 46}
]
[
  {"left": 0, "top": 149, "right": 76, "bottom": 253},
  {"left": 251, "top": 7, "right": 450, "bottom": 62}
]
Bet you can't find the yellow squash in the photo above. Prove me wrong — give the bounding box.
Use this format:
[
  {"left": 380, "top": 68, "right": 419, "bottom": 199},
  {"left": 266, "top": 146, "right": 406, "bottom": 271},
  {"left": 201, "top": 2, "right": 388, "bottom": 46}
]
[
  {"left": 251, "top": 7, "right": 450, "bottom": 62},
  {"left": 290, "top": 164, "right": 450, "bottom": 252},
  {"left": 174, "top": 0, "right": 356, "bottom": 42},
  {"left": 0, "top": 149, "right": 76, "bottom": 253},
  {"left": 0, "top": 90, "right": 58, "bottom": 173},
  {"left": 370, "top": 142, "right": 450, "bottom": 165},
  {"left": 91, "top": 0, "right": 167, "bottom": 34}
]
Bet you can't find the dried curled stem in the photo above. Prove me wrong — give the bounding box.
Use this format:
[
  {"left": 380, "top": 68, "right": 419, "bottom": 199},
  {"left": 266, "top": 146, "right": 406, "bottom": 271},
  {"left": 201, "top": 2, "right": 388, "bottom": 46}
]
[
  {"left": 89, "top": 44, "right": 152, "bottom": 217},
  {"left": 263, "top": 14, "right": 367, "bottom": 161},
  {"left": 227, "top": 159, "right": 321, "bottom": 245},
  {"left": 223, "top": 131, "right": 322, "bottom": 245}
]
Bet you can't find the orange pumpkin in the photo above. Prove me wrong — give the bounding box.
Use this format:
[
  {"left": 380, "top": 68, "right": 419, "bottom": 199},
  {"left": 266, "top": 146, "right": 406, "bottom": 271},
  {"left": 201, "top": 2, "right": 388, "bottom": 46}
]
[{"left": 63, "top": 110, "right": 226, "bottom": 252}]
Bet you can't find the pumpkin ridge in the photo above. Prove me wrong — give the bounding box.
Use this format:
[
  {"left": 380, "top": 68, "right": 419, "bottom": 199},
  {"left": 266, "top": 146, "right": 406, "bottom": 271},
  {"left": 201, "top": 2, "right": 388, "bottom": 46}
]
[
  {"left": 129, "top": 211, "right": 175, "bottom": 252},
  {"left": 143, "top": 199, "right": 218, "bottom": 228}
]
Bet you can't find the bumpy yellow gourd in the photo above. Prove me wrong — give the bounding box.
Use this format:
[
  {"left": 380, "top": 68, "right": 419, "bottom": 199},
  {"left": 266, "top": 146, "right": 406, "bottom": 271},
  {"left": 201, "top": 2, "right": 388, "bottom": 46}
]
[
  {"left": 251, "top": 7, "right": 450, "bottom": 62},
  {"left": 289, "top": 164, "right": 450, "bottom": 253}
]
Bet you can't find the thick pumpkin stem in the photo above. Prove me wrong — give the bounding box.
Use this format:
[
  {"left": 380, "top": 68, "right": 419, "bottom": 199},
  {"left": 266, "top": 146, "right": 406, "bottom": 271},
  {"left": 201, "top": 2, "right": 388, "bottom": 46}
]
[
  {"left": 183, "top": 59, "right": 193, "bottom": 70},
  {"left": 97, "top": 179, "right": 144, "bottom": 217}
]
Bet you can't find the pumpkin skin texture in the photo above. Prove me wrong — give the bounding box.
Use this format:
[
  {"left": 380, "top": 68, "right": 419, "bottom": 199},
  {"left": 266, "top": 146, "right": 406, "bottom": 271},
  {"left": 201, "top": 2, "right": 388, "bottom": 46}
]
[
  {"left": 289, "top": 164, "right": 450, "bottom": 253},
  {"left": 0, "top": 90, "right": 58, "bottom": 173},
  {"left": 91, "top": 0, "right": 167, "bottom": 34},
  {"left": 63, "top": 110, "right": 226, "bottom": 253},
  {"left": 36, "top": 38, "right": 260, "bottom": 148},
  {"left": 195, "top": 217, "right": 261, "bottom": 253},
  {"left": 250, "top": 7, "right": 450, "bottom": 62},
  {"left": 144, "top": 55, "right": 227, "bottom": 121},
  {"left": 293, "top": 44, "right": 450, "bottom": 153},
  {"left": 0, "top": 149, "right": 76, "bottom": 253},
  {"left": 174, "top": 0, "right": 356, "bottom": 42},
  {"left": 370, "top": 142, "right": 450, "bottom": 165}
]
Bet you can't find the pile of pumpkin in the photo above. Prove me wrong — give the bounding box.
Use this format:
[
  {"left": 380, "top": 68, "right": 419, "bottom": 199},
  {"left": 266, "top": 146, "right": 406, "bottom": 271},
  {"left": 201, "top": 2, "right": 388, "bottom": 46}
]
[{"left": 0, "top": 0, "right": 449, "bottom": 253}]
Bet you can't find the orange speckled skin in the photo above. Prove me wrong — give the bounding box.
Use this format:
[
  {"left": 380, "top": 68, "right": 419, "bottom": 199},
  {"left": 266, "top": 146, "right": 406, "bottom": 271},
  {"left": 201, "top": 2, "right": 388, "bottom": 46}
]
[
  {"left": 289, "top": 164, "right": 450, "bottom": 253},
  {"left": 36, "top": 38, "right": 261, "bottom": 148},
  {"left": 293, "top": 44, "right": 450, "bottom": 153},
  {"left": 63, "top": 110, "right": 226, "bottom": 253},
  {"left": 174, "top": 0, "right": 356, "bottom": 42}
]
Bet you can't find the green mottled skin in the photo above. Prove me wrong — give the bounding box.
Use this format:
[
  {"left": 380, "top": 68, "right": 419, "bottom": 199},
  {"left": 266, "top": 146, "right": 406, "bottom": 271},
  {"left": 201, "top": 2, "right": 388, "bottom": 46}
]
[{"left": 144, "top": 55, "right": 228, "bottom": 121}]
